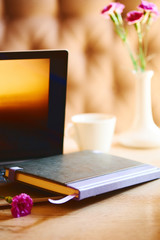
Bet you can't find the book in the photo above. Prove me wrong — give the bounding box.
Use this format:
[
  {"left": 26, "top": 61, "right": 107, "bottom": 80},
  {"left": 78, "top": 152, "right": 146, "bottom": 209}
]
[{"left": 4, "top": 150, "right": 160, "bottom": 201}]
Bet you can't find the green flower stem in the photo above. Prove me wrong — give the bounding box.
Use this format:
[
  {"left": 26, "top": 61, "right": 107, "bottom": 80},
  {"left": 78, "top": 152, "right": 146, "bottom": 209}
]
[
  {"left": 115, "top": 12, "right": 123, "bottom": 25},
  {"left": 143, "top": 27, "right": 149, "bottom": 58},
  {"left": 142, "top": 11, "right": 149, "bottom": 24},
  {"left": 110, "top": 13, "right": 119, "bottom": 25},
  {"left": 115, "top": 25, "right": 126, "bottom": 41},
  {"left": 139, "top": 42, "right": 146, "bottom": 71},
  {"left": 135, "top": 22, "right": 146, "bottom": 71},
  {"left": 114, "top": 23, "right": 138, "bottom": 72},
  {"left": 124, "top": 39, "right": 138, "bottom": 71},
  {"left": 143, "top": 16, "right": 152, "bottom": 60},
  {"left": 147, "top": 14, "right": 153, "bottom": 26},
  {"left": 0, "top": 196, "right": 12, "bottom": 204},
  {"left": 138, "top": 32, "right": 146, "bottom": 71}
]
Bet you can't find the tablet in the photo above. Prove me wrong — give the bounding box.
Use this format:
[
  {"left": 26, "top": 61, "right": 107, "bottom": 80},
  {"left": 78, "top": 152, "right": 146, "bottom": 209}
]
[{"left": 0, "top": 50, "right": 68, "bottom": 162}]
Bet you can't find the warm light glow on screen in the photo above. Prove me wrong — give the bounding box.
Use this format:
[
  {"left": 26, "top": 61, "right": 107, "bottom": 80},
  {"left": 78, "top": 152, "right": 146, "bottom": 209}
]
[
  {"left": 0, "top": 58, "right": 52, "bottom": 160},
  {"left": 0, "top": 59, "right": 50, "bottom": 109}
]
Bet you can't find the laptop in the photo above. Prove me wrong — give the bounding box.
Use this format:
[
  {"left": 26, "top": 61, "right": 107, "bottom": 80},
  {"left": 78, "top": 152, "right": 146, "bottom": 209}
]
[{"left": 0, "top": 49, "right": 68, "bottom": 182}]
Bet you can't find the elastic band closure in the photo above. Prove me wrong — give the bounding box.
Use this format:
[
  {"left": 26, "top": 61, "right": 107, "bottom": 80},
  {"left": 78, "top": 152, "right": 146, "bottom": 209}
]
[
  {"left": 8, "top": 167, "right": 23, "bottom": 182},
  {"left": 48, "top": 195, "right": 76, "bottom": 204}
]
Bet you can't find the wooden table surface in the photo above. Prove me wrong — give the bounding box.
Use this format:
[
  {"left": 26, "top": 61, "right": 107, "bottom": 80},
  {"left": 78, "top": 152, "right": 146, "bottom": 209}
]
[{"left": 1, "top": 137, "right": 160, "bottom": 240}]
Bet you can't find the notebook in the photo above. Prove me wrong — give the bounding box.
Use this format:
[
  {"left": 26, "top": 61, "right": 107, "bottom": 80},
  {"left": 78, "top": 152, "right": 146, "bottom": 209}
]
[
  {"left": 0, "top": 49, "right": 68, "bottom": 181},
  {"left": 3, "top": 150, "right": 160, "bottom": 201}
]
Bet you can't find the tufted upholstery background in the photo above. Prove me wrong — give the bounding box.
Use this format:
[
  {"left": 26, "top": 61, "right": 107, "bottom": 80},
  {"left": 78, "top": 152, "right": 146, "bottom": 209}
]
[{"left": 0, "top": 0, "right": 160, "bottom": 133}]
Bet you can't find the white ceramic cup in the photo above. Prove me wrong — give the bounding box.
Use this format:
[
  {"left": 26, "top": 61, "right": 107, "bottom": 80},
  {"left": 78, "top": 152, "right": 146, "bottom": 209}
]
[{"left": 66, "top": 113, "right": 116, "bottom": 152}]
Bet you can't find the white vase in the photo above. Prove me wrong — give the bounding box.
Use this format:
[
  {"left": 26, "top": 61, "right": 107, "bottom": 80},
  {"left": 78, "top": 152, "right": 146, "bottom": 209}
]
[{"left": 118, "top": 70, "right": 160, "bottom": 148}]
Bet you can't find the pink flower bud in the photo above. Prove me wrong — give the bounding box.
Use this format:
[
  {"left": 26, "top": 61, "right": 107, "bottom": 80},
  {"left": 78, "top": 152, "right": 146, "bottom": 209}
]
[
  {"left": 11, "top": 193, "right": 33, "bottom": 218},
  {"left": 101, "top": 2, "right": 125, "bottom": 18},
  {"left": 138, "top": 0, "right": 159, "bottom": 16},
  {"left": 126, "top": 11, "right": 144, "bottom": 25}
]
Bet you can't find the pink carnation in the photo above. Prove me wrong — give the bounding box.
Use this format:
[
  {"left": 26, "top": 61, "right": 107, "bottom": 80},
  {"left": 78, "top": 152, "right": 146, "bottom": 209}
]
[
  {"left": 11, "top": 193, "right": 33, "bottom": 218},
  {"left": 138, "top": 0, "right": 159, "bottom": 15},
  {"left": 126, "top": 11, "right": 144, "bottom": 25},
  {"left": 114, "top": 2, "right": 125, "bottom": 14},
  {"left": 101, "top": 2, "right": 125, "bottom": 18}
]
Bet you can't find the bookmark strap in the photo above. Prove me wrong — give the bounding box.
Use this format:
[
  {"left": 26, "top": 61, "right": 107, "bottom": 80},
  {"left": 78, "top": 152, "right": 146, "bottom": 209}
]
[
  {"left": 8, "top": 167, "right": 23, "bottom": 182},
  {"left": 48, "top": 195, "right": 76, "bottom": 204}
]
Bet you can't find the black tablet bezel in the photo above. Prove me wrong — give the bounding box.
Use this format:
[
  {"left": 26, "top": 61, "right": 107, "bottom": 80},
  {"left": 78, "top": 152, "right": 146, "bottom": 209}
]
[{"left": 0, "top": 50, "right": 68, "bottom": 160}]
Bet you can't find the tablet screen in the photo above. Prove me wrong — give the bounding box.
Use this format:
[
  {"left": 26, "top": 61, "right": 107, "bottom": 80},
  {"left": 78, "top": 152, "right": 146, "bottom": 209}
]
[{"left": 0, "top": 50, "right": 68, "bottom": 161}]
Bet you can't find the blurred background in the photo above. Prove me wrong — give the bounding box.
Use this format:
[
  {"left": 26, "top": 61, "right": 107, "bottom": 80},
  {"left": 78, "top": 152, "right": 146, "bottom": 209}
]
[{"left": 0, "top": 0, "right": 160, "bottom": 133}]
